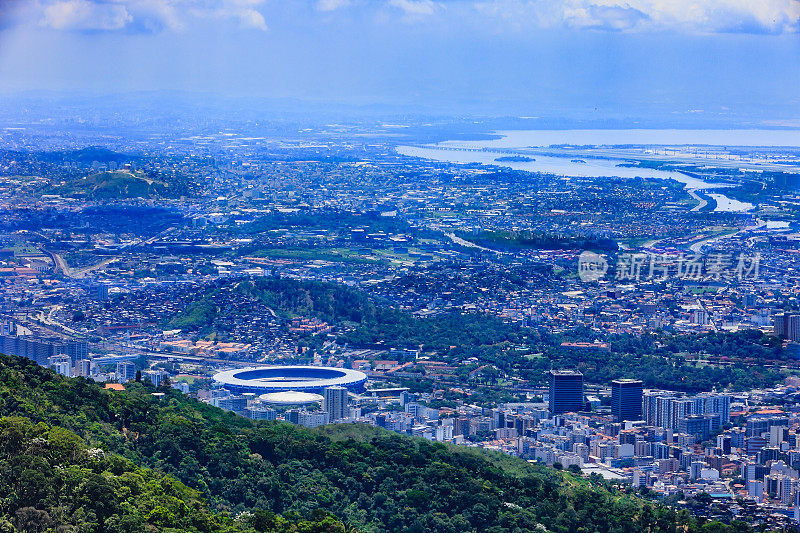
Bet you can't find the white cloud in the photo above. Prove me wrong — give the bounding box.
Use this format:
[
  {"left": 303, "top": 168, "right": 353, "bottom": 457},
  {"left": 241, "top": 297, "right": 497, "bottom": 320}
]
[
  {"left": 25, "top": 0, "right": 800, "bottom": 34},
  {"left": 562, "top": 4, "right": 648, "bottom": 31},
  {"left": 35, "top": 0, "right": 269, "bottom": 32},
  {"left": 188, "top": 0, "right": 268, "bottom": 30},
  {"left": 316, "top": 0, "right": 351, "bottom": 11},
  {"left": 471, "top": 0, "right": 800, "bottom": 34},
  {"left": 641, "top": 0, "right": 800, "bottom": 34},
  {"left": 236, "top": 7, "right": 267, "bottom": 30},
  {"left": 40, "top": 0, "right": 133, "bottom": 31},
  {"left": 389, "top": 0, "right": 437, "bottom": 16},
  {"left": 134, "top": 0, "right": 184, "bottom": 31}
]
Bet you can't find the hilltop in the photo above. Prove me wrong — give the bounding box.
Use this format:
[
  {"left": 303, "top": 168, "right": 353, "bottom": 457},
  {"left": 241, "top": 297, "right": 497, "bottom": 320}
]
[
  {"left": 39, "top": 146, "right": 141, "bottom": 166},
  {"left": 48, "top": 170, "right": 181, "bottom": 200},
  {"left": 0, "top": 353, "right": 762, "bottom": 532}
]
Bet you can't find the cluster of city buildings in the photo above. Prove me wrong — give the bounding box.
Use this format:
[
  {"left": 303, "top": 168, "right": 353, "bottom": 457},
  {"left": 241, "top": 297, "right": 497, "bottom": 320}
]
[
  {"left": 5, "top": 128, "right": 800, "bottom": 366},
  {"left": 3, "top": 111, "right": 800, "bottom": 530},
  {"left": 205, "top": 385, "right": 351, "bottom": 428},
  {"left": 196, "top": 366, "right": 800, "bottom": 527}
]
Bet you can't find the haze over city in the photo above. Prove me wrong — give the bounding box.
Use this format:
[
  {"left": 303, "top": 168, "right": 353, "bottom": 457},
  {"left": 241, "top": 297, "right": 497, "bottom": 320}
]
[{"left": 0, "top": 0, "right": 799, "bottom": 119}]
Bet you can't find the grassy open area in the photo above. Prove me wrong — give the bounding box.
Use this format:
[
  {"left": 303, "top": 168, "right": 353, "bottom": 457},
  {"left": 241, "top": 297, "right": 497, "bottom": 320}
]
[
  {"left": 10, "top": 242, "right": 41, "bottom": 256},
  {"left": 251, "top": 247, "right": 380, "bottom": 264}
]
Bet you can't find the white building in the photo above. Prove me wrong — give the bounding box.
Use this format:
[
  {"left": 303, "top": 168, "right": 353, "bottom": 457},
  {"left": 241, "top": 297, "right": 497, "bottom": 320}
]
[
  {"left": 48, "top": 355, "right": 72, "bottom": 378},
  {"left": 298, "top": 411, "right": 330, "bottom": 428},
  {"left": 436, "top": 424, "right": 454, "bottom": 441},
  {"left": 75, "top": 359, "right": 92, "bottom": 377},
  {"left": 748, "top": 480, "right": 764, "bottom": 503},
  {"left": 143, "top": 369, "right": 168, "bottom": 387}
]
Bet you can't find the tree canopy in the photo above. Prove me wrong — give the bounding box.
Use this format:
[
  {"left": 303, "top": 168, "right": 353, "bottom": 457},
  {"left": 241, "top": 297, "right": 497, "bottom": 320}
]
[{"left": 0, "top": 353, "right": 774, "bottom": 533}]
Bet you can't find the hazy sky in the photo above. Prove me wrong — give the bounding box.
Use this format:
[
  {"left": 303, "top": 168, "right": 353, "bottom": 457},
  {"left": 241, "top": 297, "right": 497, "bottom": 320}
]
[{"left": 0, "top": 1, "right": 799, "bottom": 119}]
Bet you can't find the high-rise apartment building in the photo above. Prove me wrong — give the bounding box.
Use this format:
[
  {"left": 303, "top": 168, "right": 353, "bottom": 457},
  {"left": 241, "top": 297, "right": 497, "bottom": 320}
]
[
  {"left": 775, "top": 313, "right": 800, "bottom": 341},
  {"left": 48, "top": 355, "right": 72, "bottom": 377},
  {"left": 643, "top": 390, "right": 730, "bottom": 432},
  {"left": 75, "top": 359, "right": 92, "bottom": 377},
  {"left": 116, "top": 361, "right": 136, "bottom": 383},
  {"left": 323, "top": 386, "right": 349, "bottom": 421},
  {"left": 143, "top": 369, "right": 168, "bottom": 387}
]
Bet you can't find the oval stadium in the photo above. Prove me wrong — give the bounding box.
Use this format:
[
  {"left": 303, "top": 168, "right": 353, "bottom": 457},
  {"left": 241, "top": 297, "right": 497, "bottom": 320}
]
[{"left": 213, "top": 365, "right": 367, "bottom": 394}]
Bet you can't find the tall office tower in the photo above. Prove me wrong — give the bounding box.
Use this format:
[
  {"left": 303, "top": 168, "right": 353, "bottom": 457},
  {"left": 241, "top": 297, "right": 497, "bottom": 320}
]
[
  {"left": 775, "top": 313, "right": 787, "bottom": 337},
  {"left": 748, "top": 480, "right": 764, "bottom": 503},
  {"left": 116, "top": 361, "right": 136, "bottom": 383},
  {"left": 548, "top": 370, "right": 584, "bottom": 415},
  {"left": 790, "top": 315, "right": 800, "bottom": 342},
  {"left": 611, "top": 379, "right": 643, "bottom": 421},
  {"left": 75, "top": 359, "right": 92, "bottom": 377},
  {"left": 795, "top": 492, "right": 800, "bottom": 523},
  {"left": 717, "top": 434, "right": 732, "bottom": 455},
  {"left": 775, "top": 313, "right": 800, "bottom": 341},
  {"left": 744, "top": 293, "right": 757, "bottom": 308},
  {"left": 323, "top": 386, "right": 349, "bottom": 421},
  {"left": 770, "top": 425, "right": 789, "bottom": 447}
]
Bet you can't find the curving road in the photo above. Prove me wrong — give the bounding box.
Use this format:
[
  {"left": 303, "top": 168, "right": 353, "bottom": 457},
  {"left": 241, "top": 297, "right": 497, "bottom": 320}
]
[
  {"left": 47, "top": 250, "right": 115, "bottom": 279},
  {"left": 687, "top": 189, "right": 707, "bottom": 212}
]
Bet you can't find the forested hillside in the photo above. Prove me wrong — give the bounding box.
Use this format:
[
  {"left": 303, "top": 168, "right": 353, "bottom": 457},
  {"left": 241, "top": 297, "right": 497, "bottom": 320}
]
[
  {"left": 1, "top": 417, "right": 238, "bottom": 532},
  {"left": 0, "top": 419, "right": 346, "bottom": 532},
  {"left": 166, "top": 277, "right": 786, "bottom": 392},
  {"left": 0, "top": 353, "right": 768, "bottom": 533}
]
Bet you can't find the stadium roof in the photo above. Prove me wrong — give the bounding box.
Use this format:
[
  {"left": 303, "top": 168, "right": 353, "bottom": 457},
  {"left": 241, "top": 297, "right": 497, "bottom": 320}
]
[
  {"left": 259, "top": 391, "right": 324, "bottom": 405},
  {"left": 213, "top": 365, "right": 368, "bottom": 393}
]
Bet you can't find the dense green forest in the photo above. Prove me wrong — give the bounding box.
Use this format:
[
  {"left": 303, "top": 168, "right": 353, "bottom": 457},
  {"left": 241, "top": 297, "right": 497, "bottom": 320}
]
[
  {"left": 0, "top": 417, "right": 252, "bottom": 532},
  {"left": 0, "top": 364, "right": 348, "bottom": 532},
  {"left": 456, "top": 230, "right": 618, "bottom": 252},
  {"left": 167, "top": 277, "right": 788, "bottom": 392},
  {"left": 3, "top": 146, "right": 197, "bottom": 200},
  {"left": 235, "top": 210, "right": 412, "bottom": 236},
  {"left": 523, "top": 330, "right": 785, "bottom": 393},
  {"left": 39, "top": 147, "right": 142, "bottom": 166},
  {"left": 168, "top": 277, "right": 381, "bottom": 331},
  {"left": 0, "top": 354, "right": 772, "bottom": 533}
]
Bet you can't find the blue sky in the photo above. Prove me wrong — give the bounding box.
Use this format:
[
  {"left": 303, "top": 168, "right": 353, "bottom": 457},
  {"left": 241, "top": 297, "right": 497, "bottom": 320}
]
[{"left": 0, "top": 1, "right": 798, "bottom": 119}]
